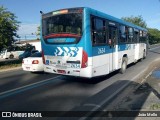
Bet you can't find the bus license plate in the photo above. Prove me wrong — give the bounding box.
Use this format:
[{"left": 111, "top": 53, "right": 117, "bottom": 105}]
[{"left": 57, "top": 70, "right": 66, "bottom": 74}]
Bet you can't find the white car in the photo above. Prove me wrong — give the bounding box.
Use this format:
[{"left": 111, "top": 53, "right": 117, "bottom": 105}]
[
  {"left": 22, "top": 52, "right": 44, "bottom": 72},
  {"left": 1, "top": 49, "right": 24, "bottom": 59}
]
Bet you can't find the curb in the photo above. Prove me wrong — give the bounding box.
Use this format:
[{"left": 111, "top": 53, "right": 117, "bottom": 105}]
[{"left": 132, "top": 57, "right": 160, "bottom": 81}]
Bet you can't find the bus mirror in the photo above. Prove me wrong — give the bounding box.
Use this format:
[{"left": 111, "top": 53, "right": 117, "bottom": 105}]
[{"left": 40, "top": 11, "right": 44, "bottom": 15}]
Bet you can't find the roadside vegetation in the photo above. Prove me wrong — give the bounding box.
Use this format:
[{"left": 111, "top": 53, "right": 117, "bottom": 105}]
[
  {"left": 122, "top": 16, "right": 160, "bottom": 45},
  {"left": 0, "top": 63, "right": 21, "bottom": 70},
  {"left": 0, "top": 6, "right": 20, "bottom": 51},
  {"left": 150, "top": 103, "right": 160, "bottom": 110},
  {"left": 0, "top": 59, "right": 22, "bottom": 70}
]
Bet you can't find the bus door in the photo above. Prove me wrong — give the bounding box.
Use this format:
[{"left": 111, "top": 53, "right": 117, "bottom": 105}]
[
  {"left": 108, "top": 26, "right": 117, "bottom": 72},
  {"left": 134, "top": 29, "right": 140, "bottom": 61}
]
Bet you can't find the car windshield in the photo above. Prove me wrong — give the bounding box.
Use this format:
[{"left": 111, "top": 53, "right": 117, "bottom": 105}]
[{"left": 30, "top": 52, "right": 42, "bottom": 57}]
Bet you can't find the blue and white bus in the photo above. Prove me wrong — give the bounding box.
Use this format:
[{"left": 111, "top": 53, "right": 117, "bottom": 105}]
[{"left": 41, "top": 7, "right": 148, "bottom": 78}]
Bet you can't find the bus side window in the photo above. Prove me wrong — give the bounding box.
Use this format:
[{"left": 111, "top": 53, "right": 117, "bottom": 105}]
[
  {"left": 91, "top": 17, "right": 106, "bottom": 45},
  {"left": 108, "top": 26, "right": 117, "bottom": 46},
  {"left": 119, "top": 25, "right": 126, "bottom": 43},
  {"left": 125, "top": 26, "right": 129, "bottom": 43},
  {"left": 143, "top": 31, "right": 148, "bottom": 43},
  {"left": 139, "top": 30, "right": 144, "bottom": 43},
  {"left": 133, "top": 29, "right": 139, "bottom": 43},
  {"left": 128, "top": 27, "right": 133, "bottom": 43},
  {"left": 91, "top": 17, "right": 96, "bottom": 44}
]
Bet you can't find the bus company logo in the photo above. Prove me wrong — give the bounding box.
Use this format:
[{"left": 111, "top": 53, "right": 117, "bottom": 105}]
[
  {"left": 2, "top": 112, "right": 11, "bottom": 117},
  {"left": 54, "top": 47, "right": 80, "bottom": 57}
]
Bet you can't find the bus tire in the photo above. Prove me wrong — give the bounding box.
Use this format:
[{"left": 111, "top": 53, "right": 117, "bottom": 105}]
[
  {"left": 120, "top": 57, "right": 127, "bottom": 74},
  {"left": 9, "top": 54, "right": 14, "bottom": 59}
]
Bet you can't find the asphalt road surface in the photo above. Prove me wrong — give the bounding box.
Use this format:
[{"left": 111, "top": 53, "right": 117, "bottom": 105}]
[{"left": 0, "top": 46, "right": 160, "bottom": 119}]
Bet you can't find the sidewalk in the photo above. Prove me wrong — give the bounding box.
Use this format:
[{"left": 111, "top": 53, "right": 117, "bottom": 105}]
[
  {"left": 135, "top": 68, "right": 160, "bottom": 120},
  {"left": 100, "top": 56, "right": 160, "bottom": 120}
]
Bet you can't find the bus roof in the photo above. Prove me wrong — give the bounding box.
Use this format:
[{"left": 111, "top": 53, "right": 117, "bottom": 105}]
[
  {"left": 85, "top": 7, "right": 147, "bottom": 32},
  {"left": 42, "top": 7, "right": 147, "bottom": 32}
]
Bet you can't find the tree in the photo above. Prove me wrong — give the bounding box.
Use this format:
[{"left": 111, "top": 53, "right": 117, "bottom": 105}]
[
  {"left": 0, "top": 6, "right": 20, "bottom": 51},
  {"left": 148, "top": 28, "right": 160, "bottom": 44},
  {"left": 121, "top": 15, "right": 147, "bottom": 28}
]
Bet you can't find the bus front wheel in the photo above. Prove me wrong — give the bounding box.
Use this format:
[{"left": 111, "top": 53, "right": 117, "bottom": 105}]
[{"left": 120, "top": 57, "right": 127, "bottom": 74}]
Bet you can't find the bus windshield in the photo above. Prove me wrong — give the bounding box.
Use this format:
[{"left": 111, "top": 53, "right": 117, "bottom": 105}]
[{"left": 42, "top": 13, "right": 82, "bottom": 37}]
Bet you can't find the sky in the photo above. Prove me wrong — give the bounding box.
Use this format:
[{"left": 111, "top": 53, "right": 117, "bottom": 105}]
[{"left": 0, "top": 0, "right": 160, "bottom": 39}]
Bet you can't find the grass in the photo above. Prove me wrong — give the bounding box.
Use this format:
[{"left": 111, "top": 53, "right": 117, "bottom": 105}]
[
  {"left": 0, "top": 63, "right": 22, "bottom": 70},
  {"left": 150, "top": 103, "right": 160, "bottom": 110}
]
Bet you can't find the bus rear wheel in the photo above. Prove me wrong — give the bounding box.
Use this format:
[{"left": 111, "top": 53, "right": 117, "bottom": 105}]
[{"left": 120, "top": 57, "right": 127, "bottom": 74}]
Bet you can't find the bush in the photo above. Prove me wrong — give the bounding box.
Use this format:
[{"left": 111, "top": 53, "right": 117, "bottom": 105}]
[{"left": 0, "top": 59, "right": 22, "bottom": 66}]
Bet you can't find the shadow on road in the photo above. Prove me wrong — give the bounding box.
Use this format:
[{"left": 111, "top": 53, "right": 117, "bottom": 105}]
[
  {"left": 61, "top": 70, "right": 119, "bottom": 84},
  {"left": 56, "top": 79, "right": 160, "bottom": 120},
  {"left": 61, "top": 62, "right": 137, "bottom": 85}
]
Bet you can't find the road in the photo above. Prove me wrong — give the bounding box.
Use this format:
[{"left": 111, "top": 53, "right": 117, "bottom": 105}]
[{"left": 0, "top": 47, "right": 160, "bottom": 118}]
